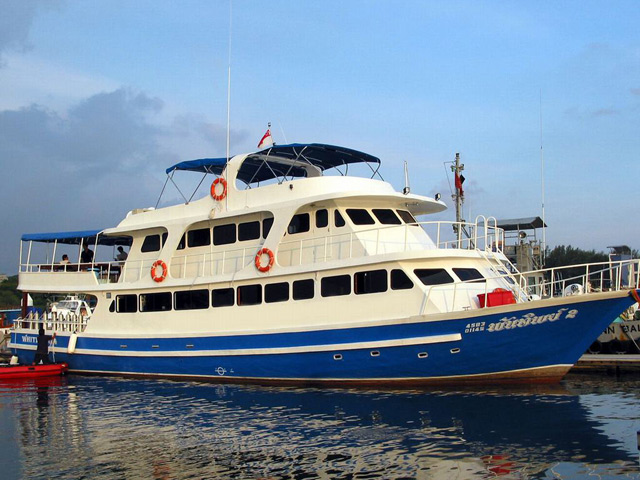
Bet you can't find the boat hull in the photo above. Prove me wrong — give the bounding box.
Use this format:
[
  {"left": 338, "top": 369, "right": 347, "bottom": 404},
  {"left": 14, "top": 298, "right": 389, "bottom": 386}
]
[
  {"left": 9, "top": 291, "right": 637, "bottom": 385},
  {"left": 0, "top": 363, "right": 69, "bottom": 379}
]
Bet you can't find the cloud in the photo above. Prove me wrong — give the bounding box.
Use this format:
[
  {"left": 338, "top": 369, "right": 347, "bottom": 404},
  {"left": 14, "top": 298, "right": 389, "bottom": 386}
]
[
  {"left": 0, "top": 88, "right": 234, "bottom": 274},
  {"left": 0, "top": 1, "right": 61, "bottom": 65}
]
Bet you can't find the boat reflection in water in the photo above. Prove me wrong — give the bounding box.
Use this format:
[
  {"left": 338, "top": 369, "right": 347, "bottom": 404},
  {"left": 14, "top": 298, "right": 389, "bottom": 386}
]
[{"left": 1, "top": 376, "right": 638, "bottom": 479}]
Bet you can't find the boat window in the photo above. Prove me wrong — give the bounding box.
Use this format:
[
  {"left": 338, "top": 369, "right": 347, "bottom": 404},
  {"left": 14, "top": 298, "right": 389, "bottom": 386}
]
[
  {"left": 397, "top": 210, "right": 418, "bottom": 225},
  {"left": 174, "top": 289, "right": 209, "bottom": 310},
  {"left": 265, "top": 282, "right": 289, "bottom": 303},
  {"left": 293, "top": 279, "right": 314, "bottom": 300},
  {"left": 116, "top": 294, "right": 137, "bottom": 313},
  {"left": 497, "top": 269, "right": 516, "bottom": 285},
  {"left": 321, "top": 274, "right": 351, "bottom": 297},
  {"left": 263, "top": 217, "right": 274, "bottom": 238},
  {"left": 238, "top": 221, "right": 260, "bottom": 241},
  {"left": 334, "top": 210, "right": 346, "bottom": 227},
  {"left": 414, "top": 269, "right": 454, "bottom": 286},
  {"left": 346, "top": 209, "right": 375, "bottom": 225},
  {"left": 372, "top": 209, "right": 401, "bottom": 225},
  {"left": 213, "top": 224, "right": 236, "bottom": 246},
  {"left": 140, "top": 292, "right": 172, "bottom": 312},
  {"left": 177, "top": 234, "right": 186, "bottom": 250},
  {"left": 391, "top": 269, "right": 414, "bottom": 290},
  {"left": 316, "top": 209, "right": 328, "bottom": 228},
  {"left": 141, "top": 233, "right": 166, "bottom": 253},
  {"left": 453, "top": 268, "right": 485, "bottom": 283},
  {"left": 237, "top": 284, "right": 262, "bottom": 306},
  {"left": 288, "top": 213, "right": 310, "bottom": 235},
  {"left": 212, "top": 288, "right": 234, "bottom": 307},
  {"left": 109, "top": 301, "right": 115, "bottom": 312},
  {"left": 354, "top": 269, "right": 388, "bottom": 295},
  {"left": 188, "top": 228, "right": 211, "bottom": 248}
]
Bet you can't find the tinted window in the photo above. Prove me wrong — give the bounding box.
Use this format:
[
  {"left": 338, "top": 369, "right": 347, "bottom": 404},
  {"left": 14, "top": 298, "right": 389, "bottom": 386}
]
[
  {"left": 293, "top": 279, "right": 314, "bottom": 300},
  {"left": 238, "top": 221, "right": 260, "bottom": 241},
  {"left": 116, "top": 294, "right": 137, "bottom": 313},
  {"left": 321, "top": 275, "right": 351, "bottom": 297},
  {"left": 453, "top": 268, "right": 485, "bottom": 282},
  {"left": 212, "top": 288, "right": 234, "bottom": 307},
  {"left": 263, "top": 217, "right": 274, "bottom": 238},
  {"left": 391, "top": 269, "right": 414, "bottom": 290},
  {"left": 213, "top": 224, "right": 236, "bottom": 245},
  {"left": 372, "top": 209, "right": 401, "bottom": 225},
  {"left": 265, "top": 282, "right": 289, "bottom": 303},
  {"left": 188, "top": 228, "right": 211, "bottom": 248},
  {"left": 397, "top": 210, "right": 417, "bottom": 224},
  {"left": 175, "top": 289, "right": 209, "bottom": 310},
  {"left": 346, "top": 209, "right": 375, "bottom": 225},
  {"left": 334, "top": 210, "right": 346, "bottom": 227},
  {"left": 140, "top": 292, "right": 172, "bottom": 312},
  {"left": 238, "top": 284, "right": 262, "bottom": 306},
  {"left": 288, "top": 213, "right": 310, "bottom": 234},
  {"left": 316, "top": 209, "right": 328, "bottom": 228},
  {"left": 354, "top": 269, "right": 388, "bottom": 294},
  {"left": 141, "top": 234, "right": 161, "bottom": 252},
  {"left": 414, "top": 269, "right": 454, "bottom": 286}
]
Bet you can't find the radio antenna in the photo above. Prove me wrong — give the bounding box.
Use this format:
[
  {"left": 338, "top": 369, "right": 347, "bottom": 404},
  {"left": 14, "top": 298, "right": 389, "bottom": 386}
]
[
  {"left": 225, "top": 0, "right": 232, "bottom": 162},
  {"left": 540, "top": 89, "right": 546, "bottom": 263}
]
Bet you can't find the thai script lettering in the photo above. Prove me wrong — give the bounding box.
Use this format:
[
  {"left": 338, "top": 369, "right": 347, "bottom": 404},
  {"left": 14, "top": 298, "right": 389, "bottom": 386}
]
[{"left": 485, "top": 308, "right": 579, "bottom": 333}]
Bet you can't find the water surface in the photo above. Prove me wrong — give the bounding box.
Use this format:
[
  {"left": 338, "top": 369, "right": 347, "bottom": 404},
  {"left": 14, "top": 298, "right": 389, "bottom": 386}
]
[{"left": 0, "top": 373, "right": 638, "bottom": 479}]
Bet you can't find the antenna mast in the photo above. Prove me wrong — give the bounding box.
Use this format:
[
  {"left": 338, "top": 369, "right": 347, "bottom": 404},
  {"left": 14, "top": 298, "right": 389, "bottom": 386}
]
[
  {"left": 540, "top": 90, "right": 546, "bottom": 263},
  {"left": 225, "top": 0, "right": 232, "bottom": 162}
]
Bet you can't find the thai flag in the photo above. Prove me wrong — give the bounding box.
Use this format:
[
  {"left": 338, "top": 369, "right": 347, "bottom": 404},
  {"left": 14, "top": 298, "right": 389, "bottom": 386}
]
[{"left": 258, "top": 128, "right": 274, "bottom": 149}]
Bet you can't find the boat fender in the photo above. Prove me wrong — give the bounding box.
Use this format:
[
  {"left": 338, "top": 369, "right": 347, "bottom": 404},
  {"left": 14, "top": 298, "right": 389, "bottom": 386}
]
[
  {"left": 10, "top": 355, "right": 19, "bottom": 365},
  {"left": 255, "top": 248, "right": 275, "bottom": 272},
  {"left": 151, "top": 260, "right": 168, "bottom": 282},
  {"left": 68, "top": 333, "right": 77, "bottom": 354},
  {"left": 210, "top": 177, "right": 227, "bottom": 201}
]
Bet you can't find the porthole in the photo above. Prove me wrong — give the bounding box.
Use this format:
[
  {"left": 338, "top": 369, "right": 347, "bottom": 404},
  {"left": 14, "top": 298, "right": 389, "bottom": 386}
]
[
  {"left": 370, "top": 351, "right": 380, "bottom": 357},
  {"left": 418, "top": 352, "right": 428, "bottom": 359},
  {"left": 450, "top": 348, "right": 460, "bottom": 354},
  {"left": 333, "top": 354, "right": 343, "bottom": 361}
]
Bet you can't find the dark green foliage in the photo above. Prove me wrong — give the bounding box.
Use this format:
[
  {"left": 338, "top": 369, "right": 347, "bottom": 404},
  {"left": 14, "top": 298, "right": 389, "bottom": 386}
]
[
  {"left": 544, "top": 245, "right": 609, "bottom": 269},
  {"left": 0, "top": 276, "right": 21, "bottom": 309}
]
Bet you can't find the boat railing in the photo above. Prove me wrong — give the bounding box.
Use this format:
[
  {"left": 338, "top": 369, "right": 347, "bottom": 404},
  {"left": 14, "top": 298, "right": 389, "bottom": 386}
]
[
  {"left": 418, "top": 259, "right": 639, "bottom": 315},
  {"left": 277, "top": 219, "right": 505, "bottom": 267},
  {"left": 13, "top": 310, "right": 90, "bottom": 333},
  {"left": 516, "top": 259, "right": 640, "bottom": 299},
  {"left": 19, "top": 260, "right": 125, "bottom": 284}
]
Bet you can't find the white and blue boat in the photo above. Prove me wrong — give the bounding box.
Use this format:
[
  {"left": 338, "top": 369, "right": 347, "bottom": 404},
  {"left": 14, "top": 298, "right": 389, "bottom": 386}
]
[{"left": 10, "top": 144, "right": 640, "bottom": 385}]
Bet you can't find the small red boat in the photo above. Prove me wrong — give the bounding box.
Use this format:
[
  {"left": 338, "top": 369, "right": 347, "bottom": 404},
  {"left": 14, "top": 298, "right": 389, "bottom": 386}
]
[{"left": 0, "top": 362, "right": 68, "bottom": 379}]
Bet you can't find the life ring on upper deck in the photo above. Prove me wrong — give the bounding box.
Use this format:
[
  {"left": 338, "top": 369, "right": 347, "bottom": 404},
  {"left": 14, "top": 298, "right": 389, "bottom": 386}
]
[
  {"left": 210, "top": 177, "right": 227, "bottom": 201},
  {"left": 151, "top": 260, "right": 168, "bottom": 282},
  {"left": 255, "top": 248, "right": 275, "bottom": 272}
]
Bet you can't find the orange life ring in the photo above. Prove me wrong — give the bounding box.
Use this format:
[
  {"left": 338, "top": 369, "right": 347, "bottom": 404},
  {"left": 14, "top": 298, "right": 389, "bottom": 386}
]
[
  {"left": 210, "top": 177, "right": 227, "bottom": 201},
  {"left": 255, "top": 248, "right": 275, "bottom": 272},
  {"left": 151, "top": 260, "right": 168, "bottom": 282}
]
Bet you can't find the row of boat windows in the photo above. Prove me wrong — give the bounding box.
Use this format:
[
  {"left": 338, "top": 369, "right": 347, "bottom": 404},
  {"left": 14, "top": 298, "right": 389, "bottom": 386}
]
[
  {"left": 109, "top": 267, "right": 485, "bottom": 313},
  {"left": 138, "top": 208, "right": 418, "bottom": 253}
]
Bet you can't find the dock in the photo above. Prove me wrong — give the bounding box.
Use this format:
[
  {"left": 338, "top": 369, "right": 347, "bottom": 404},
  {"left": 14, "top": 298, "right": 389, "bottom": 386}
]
[{"left": 572, "top": 354, "right": 640, "bottom": 375}]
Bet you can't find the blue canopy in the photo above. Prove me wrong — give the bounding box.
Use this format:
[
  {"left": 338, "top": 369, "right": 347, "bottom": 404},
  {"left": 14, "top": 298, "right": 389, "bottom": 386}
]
[
  {"left": 21, "top": 229, "right": 132, "bottom": 246},
  {"left": 165, "top": 143, "right": 381, "bottom": 184}
]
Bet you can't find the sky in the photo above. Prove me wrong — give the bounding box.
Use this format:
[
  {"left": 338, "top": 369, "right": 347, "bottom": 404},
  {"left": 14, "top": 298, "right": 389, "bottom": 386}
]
[{"left": 1, "top": 0, "right": 639, "bottom": 274}]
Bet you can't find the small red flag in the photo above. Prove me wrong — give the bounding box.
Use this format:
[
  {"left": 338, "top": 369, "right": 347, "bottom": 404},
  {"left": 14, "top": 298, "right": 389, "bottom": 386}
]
[{"left": 455, "top": 172, "right": 464, "bottom": 196}]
